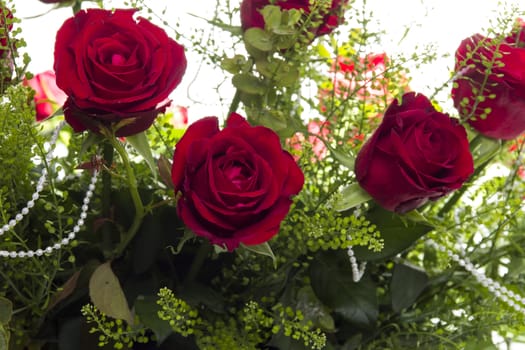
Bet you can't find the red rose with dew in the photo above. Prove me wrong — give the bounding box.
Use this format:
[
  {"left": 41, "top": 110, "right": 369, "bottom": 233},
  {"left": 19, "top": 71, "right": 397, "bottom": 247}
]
[
  {"left": 355, "top": 92, "right": 474, "bottom": 213},
  {"left": 240, "top": 0, "right": 347, "bottom": 37},
  {"left": 171, "top": 113, "right": 304, "bottom": 250},
  {"left": 23, "top": 71, "right": 67, "bottom": 122},
  {"left": 452, "top": 19, "right": 525, "bottom": 140},
  {"left": 53, "top": 8, "right": 187, "bottom": 137}
]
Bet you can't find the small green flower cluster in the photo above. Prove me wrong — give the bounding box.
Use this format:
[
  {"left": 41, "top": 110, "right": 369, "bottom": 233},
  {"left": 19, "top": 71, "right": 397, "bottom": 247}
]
[
  {"left": 157, "top": 287, "right": 201, "bottom": 337},
  {"left": 81, "top": 304, "right": 150, "bottom": 349}
]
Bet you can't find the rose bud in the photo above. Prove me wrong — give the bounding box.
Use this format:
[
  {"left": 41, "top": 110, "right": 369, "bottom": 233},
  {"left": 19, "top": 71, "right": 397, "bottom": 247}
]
[
  {"left": 171, "top": 113, "right": 304, "bottom": 251},
  {"left": 452, "top": 21, "right": 525, "bottom": 140},
  {"left": 240, "top": 0, "right": 347, "bottom": 37},
  {"left": 355, "top": 92, "right": 474, "bottom": 214},
  {"left": 23, "top": 70, "right": 67, "bottom": 122},
  {"left": 53, "top": 9, "right": 187, "bottom": 137}
]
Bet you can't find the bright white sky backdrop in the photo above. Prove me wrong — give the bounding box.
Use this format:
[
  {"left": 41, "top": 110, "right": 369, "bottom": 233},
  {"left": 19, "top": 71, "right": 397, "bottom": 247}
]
[{"left": 15, "top": 0, "right": 524, "bottom": 122}]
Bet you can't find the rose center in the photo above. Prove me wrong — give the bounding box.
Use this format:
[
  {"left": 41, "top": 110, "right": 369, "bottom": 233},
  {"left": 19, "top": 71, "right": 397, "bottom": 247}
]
[
  {"left": 222, "top": 161, "right": 250, "bottom": 189},
  {"left": 111, "top": 53, "right": 126, "bottom": 66}
]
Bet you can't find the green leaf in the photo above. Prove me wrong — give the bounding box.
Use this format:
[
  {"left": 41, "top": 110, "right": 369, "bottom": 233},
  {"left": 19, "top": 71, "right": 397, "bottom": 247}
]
[
  {"left": 260, "top": 5, "right": 282, "bottom": 30},
  {"left": 296, "top": 286, "right": 335, "bottom": 332},
  {"left": 390, "top": 263, "right": 428, "bottom": 312},
  {"left": 0, "top": 297, "right": 12, "bottom": 324},
  {"left": 332, "top": 183, "right": 372, "bottom": 212},
  {"left": 134, "top": 295, "right": 173, "bottom": 344},
  {"left": 89, "top": 262, "right": 134, "bottom": 325},
  {"left": 244, "top": 28, "right": 273, "bottom": 52},
  {"left": 79, "top": 132, "right": 103, "bottom": 158},
  {"left": 0, "top": 325, "right": 8, "bottom": 350},
  {"left": 309, "top": 250, "right": 378, "bottom": 328},
  {"left": 353, "top": 206, "right": 434, "bottom": 262},
  {"left": 469, "top": 134, "right": 501, "bottom": 168},
  {"left": 241, "top": 242, "right": 276, "bottom": 268},
  {"left": 127, "top": 131, "right": 157, "bottom": 179},
  {"left": 324, "top": 143, "right": 355, "bottom": 169},
  {"left": 220, "top": 55, "right": 248, "bottom": 75},
  {"left": 232, "top": 73, "right": 267, "bottom": 95},
  {"left": 256, "top": 59, "right": 299, "bottom": 87}
]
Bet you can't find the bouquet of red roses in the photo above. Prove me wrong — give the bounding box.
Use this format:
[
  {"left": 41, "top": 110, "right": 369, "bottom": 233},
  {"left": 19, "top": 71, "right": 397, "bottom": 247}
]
[{"left": 1, "top": 0, "right": 524, "bottom": 349}]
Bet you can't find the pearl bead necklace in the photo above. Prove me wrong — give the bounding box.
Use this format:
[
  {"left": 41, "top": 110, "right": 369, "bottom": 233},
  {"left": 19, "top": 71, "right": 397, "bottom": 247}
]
[
  {"left": 0, "top": 121, "right": 99, "bottom": 258},
  {"left": 347, "top": 243, "right": 367, "bottom": 282},
  {"left": 427, "top": 238, "right": 525, "bottom": 315}
]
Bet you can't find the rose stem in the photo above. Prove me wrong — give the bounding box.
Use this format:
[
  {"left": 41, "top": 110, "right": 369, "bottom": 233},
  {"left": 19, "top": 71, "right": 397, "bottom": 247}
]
[
  {"left": 101, "top": 141, "right": 114, "bottom": 258},
  {"left": 110, "top": 137, "right": 145, "bottom": 257},
  {"left": 227, "top": 89, "right": 241, "bottom": 116},
  {"left": 185, "top": 240, "right": 212, "bottom": 285}
]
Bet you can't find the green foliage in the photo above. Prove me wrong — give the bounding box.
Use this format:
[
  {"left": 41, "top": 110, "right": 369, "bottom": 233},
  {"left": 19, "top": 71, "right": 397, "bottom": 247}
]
[{"left": 81, "top": 304, "right": 150, "bottom": 349}]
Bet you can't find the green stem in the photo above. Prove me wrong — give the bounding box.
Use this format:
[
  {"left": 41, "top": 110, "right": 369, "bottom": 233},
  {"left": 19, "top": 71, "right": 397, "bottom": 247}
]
[
  {"left": 228, "top": 89, "right": 241, "bottom": 116},
  {"left": 101, "top": 142, "right": 114, "bottom": 258},
  {"left": 185, "top": 240, "right": 212, "bottom": 284},
  {"left": 110, "top": 138, "right": 145, "bottom": 257}
]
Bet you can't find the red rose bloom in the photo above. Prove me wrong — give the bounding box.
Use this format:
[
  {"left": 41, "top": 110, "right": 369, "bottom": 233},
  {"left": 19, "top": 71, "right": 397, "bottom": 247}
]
[
  {"left": 171, "top": 113, "right": 304, "bottom": 250},
  {"left": 355, "top": 92, "right": 474, "bottom": 213},
  {"left": 23, "top": 71, "right": 67, "bottom": 122},
  {"left": 240, "top": 0, "right": 347, "bottom": 37},
  {"left": 53, "top": 9, "right": 187, "bottom": 137},
  {"left": 452, "top": 21, "right": 525, "bottom": 140}
]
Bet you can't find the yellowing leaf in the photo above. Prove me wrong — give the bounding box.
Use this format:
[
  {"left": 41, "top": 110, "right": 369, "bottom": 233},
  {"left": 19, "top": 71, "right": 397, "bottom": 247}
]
[{"left": 89, "top": 262, "right": 133, "bottom": 325}]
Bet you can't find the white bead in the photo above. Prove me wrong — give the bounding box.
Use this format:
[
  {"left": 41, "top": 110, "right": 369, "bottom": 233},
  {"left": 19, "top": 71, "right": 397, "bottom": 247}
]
[
  {"left": 68, "top": 233, "right": 75, "bottom": 240},
  {"left": 9, "top": 251, "right": 17, "bottom": 258},
  {"left": 45, "top": 247, "right": 53, "bottom": 254},
  {"left": 18, "top": 251, "right": 26, "bottom": 258},
  {"left": 8, "top": 220, "right": 16, "bottom": 227},
  {"left": 36, "top": 185, "right": 44, "bottom": 192},
  {"left": 27, "top": 200, "right": 35, "bottom": 208},
  {"left": 81, "top": 204, "right": 88, "bottom": 211},
  {"left": 53, "top": 243, "right": 61, "bottom": 250},
  {"left": 0, "top": 251, "right": 8, "bottom": 257},
  {"left": 86, "top": 191, "right": 93, "bottom": 198},
  {"left": 61, "top": 238, "right": 69, "bottom": 245},
  {"left": 32, "top": 193, "right": 39, "bottom": 201},
  {"left": 27, "top": 251, "right": 34, "bottom": 258},
  {"left": 15, "top": 214, "right": 23, "bottom": 221},
  {"left": 2, "top": 224, "right": 9, "bottom": 232},
  {"left": 77, "top": 219, "right": 84, "bottom": 226},
  {"left": 89, "top": 184, "right": 95, "bottom": 191},
  {"left": 73, "top": 226, "right": 80, "bottom": 233},
  {"left": 35, "top": 249, "right": 43, "bottom": 256},
  {"left": 80, "top": 213, "right": 87, "bottom": 220},
  {"left": 21, "top": 208, "right": 29, "bottom": 215}
]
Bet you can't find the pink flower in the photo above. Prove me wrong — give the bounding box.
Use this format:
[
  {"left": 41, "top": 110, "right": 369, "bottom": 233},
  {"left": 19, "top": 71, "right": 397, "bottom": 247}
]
[{"left": 23, "top": 71, "right": 67, "bottom": 122}]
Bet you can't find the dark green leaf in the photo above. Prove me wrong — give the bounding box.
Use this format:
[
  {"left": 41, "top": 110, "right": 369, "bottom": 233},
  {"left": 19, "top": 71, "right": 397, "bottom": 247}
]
[
  {"left": 0, "top": 325, "right": 8, "bottom": 350},
  {"left": 268, "top": 331, "right": 311, "bottom": 350},
  {"left": 353, "top": 206, "right": 434, "bottom": 262},
  {"left": 135, "top": 295, "right": 173, "bottom": 344},
  {"left": 296, "top": 286, "right": 335, "bottom": 332},
  {"left": 0, "top": 298, "right": 11, "bottom": 324},
  {"left": 391, "top": 263, "right": 428, "bottom": 312},
  {"left": 309, "top": 251, "right": 378, "bottom": 328}
]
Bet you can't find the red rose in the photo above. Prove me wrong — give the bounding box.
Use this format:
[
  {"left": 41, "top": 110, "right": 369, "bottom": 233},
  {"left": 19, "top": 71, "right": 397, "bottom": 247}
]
[
  {"left": 240, "top": 0, "right": 347, "bottom": 37},
  {"left": 53, "top": 9, "right": 187, "bottom": 137},
  {"left": 355, "top": 92, "right": 474, "bottom": 213},
  {"left": 452, "top": 21, "right": 525, "bottom": 140},
  {"left": 171, "top": 113, "right": 304, "bottom": 250},
  {"left": 23, "top": 71, "right": 67, "bottom": 122}
]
